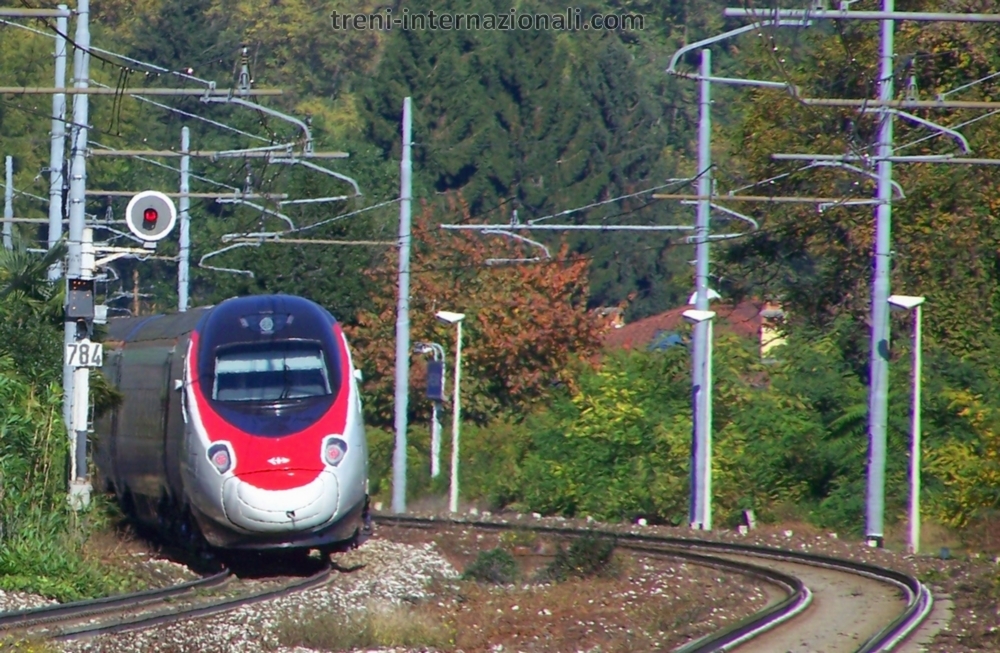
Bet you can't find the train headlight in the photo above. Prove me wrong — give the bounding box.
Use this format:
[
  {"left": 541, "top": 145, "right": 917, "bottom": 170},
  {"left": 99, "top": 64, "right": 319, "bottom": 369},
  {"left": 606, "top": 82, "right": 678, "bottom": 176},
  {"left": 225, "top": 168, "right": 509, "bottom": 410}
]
[
  {"left": 323, "top": 437, "right": 348, "bottom": 467},
  {"left": 208, "top": 443, "right": 232, "bottom": 474}
]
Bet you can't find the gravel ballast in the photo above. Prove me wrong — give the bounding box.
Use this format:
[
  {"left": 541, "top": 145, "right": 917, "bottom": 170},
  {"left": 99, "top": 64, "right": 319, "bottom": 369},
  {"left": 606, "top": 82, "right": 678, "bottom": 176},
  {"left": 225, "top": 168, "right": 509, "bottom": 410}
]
[{"left": 1, "top": 511, "right": 997, "bottom": 652}]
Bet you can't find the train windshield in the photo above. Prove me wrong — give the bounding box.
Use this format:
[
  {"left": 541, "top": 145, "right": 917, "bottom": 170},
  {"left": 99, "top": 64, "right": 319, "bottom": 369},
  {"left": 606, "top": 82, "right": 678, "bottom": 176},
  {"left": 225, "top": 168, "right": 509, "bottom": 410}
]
[{"left": 212, "top": 341, "right": 332, "bottom": 402}]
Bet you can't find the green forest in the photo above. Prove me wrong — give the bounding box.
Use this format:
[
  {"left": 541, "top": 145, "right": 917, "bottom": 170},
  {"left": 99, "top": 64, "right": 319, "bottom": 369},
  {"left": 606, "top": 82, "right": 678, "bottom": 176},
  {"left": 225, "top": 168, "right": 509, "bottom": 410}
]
[{"left": 3, "top": 0, "right": 1000, "bottom": 599}]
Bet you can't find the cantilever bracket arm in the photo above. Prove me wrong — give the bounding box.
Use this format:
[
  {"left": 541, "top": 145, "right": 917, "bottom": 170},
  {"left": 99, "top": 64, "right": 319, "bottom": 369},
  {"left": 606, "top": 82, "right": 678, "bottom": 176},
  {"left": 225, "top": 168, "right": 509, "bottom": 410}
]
[
  {"left": 199, "top": 243, "right": 258, "bottom": 277},
  {"left": 711, "top": 203, "right": 760, "bottom": 230},
  {"left": 220, "top": 231, "right": 285, "bottom": 242},
  {"left": 861, "top": 108, "right": 972, "bottom": 154},
  {"left": 667, "top": 20, "right": 809, "bottom": 74},
  {"left": 681, "top": 200, "right": 761, "bottom": 230},
  {"left": 684, "top": 232, "right": 753, "bottom": 244},
  {"left": 201, "top": 96, "right": 313, "bottom": 153},
  {"left": 480, "top": 228, "right": 552, "bottom": 265},
  {"left": 94, "top": 251, "right": 143, "bottom": 267},
  {"left": 215, "top": 198, "right": 295, "bottom": 230},
  {"left": 270, "top": 158, "right": 362, "bottom": 197},
  {"left": 809, "top": 161, "right": 906, "bottom": 199}
]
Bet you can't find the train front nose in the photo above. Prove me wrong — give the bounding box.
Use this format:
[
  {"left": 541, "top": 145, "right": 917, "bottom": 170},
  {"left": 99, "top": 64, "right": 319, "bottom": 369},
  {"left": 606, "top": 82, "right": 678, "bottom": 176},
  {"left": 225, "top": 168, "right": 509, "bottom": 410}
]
[{"left": 221, "top": 470, "right": 339, "bottom": 532}]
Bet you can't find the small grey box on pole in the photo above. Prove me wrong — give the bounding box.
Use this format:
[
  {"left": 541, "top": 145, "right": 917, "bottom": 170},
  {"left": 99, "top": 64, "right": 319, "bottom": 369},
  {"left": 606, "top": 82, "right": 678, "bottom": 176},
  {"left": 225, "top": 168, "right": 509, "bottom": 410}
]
[
  {"left": 392, "top": 97, "right": 413, "bottom": 514},
  {"left": 178, "top": 126, "right": 190, "bottom": 312}
]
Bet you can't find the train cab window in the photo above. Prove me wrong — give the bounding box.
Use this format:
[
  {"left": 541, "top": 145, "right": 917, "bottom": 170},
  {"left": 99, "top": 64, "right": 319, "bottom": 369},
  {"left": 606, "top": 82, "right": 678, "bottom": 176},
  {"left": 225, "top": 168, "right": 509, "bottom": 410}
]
[{"left": 212, "top": 342, "right": 333, "bottom": 402}]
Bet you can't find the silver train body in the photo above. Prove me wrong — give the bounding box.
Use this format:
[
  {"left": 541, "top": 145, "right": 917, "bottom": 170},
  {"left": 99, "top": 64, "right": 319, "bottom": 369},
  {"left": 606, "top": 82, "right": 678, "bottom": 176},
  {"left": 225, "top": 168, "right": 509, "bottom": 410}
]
[{"left": 93, "top": 294, "right": 370, "bottom": 551}]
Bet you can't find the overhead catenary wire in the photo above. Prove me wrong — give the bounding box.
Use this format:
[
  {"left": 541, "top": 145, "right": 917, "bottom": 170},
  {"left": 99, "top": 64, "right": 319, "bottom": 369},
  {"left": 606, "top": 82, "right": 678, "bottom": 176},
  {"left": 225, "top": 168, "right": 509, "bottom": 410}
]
[
  {"left": 0, "top": 18, "right": 280, "bottom": 144},
  {"left": 0, "top": 14, "right": 308, "bottom": 297}
]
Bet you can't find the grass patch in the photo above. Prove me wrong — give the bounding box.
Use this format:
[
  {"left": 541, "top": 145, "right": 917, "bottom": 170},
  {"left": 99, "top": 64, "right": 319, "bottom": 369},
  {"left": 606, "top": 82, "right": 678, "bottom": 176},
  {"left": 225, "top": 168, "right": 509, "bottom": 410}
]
[
  {"left": 0, "top": 369, "right": 145, "bottom": 603},
  {"left": 0, "top": 637, "right": 61, "bottom": 652},
  {"left": 498, "top": 528, "right": 538, "bottom": 550},
  {"left": 0, "top": 495, "right": 150, "bottom": 602},
  {"left": 537, "top": 536, "right": 619, "bottom": 582},
  {"left": 462, "top": 548, "right": 520, "bottom": 584},
  {"left": 276, "top": 603, "right": 452, "bottom": 651}
]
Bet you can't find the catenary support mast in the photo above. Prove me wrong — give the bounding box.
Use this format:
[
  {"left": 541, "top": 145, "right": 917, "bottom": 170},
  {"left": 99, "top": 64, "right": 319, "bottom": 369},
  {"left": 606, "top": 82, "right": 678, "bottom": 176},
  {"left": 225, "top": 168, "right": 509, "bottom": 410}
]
[
  {"left": 48, "top": 4, "right": 68, "bottom": 280},
  {"left": 178, "top": 126, "right": 190, "bottom": 311},
  {"left": 865, "top": 0, "right": 896, "bottom": 546},
  {"left": 691, "top": 48, "right": 713, "bottom": 530},
  {"left": 392, "top": 97, "right": 413, "bottom": 513}
]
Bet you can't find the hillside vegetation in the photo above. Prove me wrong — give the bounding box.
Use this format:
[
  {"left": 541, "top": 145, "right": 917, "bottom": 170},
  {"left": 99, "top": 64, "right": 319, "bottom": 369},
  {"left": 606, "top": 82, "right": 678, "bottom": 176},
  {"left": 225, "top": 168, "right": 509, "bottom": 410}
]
[{"left": 2, "top": 0, "right": 1000, "bottom": 599}]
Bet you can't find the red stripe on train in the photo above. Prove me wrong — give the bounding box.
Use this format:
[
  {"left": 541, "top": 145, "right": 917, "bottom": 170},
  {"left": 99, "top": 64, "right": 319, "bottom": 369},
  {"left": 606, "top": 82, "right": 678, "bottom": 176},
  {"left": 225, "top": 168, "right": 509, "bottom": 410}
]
[{"left": 187, "top": 326, "right": 351, "bottom": 491}]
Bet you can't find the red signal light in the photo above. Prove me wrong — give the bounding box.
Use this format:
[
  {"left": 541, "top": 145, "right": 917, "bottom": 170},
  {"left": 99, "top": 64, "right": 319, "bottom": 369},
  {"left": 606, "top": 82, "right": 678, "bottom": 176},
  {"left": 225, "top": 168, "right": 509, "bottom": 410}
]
[{"left": 142, "top": 207, "right": 158, "bottom": 230}]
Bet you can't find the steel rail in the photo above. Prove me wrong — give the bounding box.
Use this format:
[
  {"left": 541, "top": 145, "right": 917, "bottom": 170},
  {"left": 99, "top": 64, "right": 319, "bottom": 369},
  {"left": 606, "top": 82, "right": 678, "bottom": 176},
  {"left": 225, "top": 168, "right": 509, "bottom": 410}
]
[
  {"left": 375, "top": 514, "right": 932, "bottom": 652},
  {"left": 51, "top": 561, "right": 334, "bottom": 641},
  {"left": 621, "top": 543, "right": 812, "bottom": 653},
  {"left": 376, "top": 515, "right": 809, "bottom": 652},
  {"left": 0, "top": 569, "right": 231, "bottom": 631}
]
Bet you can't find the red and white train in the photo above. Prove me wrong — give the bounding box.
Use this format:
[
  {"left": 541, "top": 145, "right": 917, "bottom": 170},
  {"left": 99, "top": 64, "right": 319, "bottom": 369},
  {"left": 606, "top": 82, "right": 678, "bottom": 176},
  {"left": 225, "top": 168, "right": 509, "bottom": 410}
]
[{"left": 93, "top": 294, "right": 370, "bottom": 553}]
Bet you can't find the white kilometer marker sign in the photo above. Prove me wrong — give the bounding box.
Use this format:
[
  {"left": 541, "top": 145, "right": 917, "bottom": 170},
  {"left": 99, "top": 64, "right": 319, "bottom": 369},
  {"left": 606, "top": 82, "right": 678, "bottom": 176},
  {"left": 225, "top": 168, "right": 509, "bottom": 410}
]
[{"left": 66, "top": 339, "right": 103, "bottom": 368}]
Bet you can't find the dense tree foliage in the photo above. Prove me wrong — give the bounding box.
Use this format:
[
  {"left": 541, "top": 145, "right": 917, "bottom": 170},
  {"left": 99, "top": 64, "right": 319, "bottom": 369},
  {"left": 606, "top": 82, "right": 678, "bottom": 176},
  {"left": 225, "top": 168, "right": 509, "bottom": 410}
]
[
  {"left": 348, "top": 196, "right": 611, "bottom": 428},
  {"left": 718, "top": 3, "right": 1000, "bottom": 358},
  {"left": 5, "top": 0, "right": 1000, "bottom": 559}
]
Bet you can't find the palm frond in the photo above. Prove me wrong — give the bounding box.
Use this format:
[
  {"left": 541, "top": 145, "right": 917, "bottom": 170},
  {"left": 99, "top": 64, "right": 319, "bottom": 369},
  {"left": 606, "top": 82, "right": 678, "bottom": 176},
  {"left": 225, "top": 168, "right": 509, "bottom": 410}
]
[{"left": 0, "top": 237, "right": 67, "bottom": 302}]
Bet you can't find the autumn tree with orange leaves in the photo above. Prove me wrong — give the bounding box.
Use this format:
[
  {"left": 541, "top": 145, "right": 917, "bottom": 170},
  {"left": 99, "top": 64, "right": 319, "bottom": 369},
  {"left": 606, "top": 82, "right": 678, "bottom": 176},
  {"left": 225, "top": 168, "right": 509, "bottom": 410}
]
[{"left": 346, "top": 196, "right": 614, "bottom": 428}]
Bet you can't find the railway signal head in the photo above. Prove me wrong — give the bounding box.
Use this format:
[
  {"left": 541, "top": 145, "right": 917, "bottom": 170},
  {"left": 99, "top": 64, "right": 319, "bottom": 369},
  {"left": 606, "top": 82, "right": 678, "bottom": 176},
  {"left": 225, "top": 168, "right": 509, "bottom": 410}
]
[{"left": 125, "top": 190, "right": 177, "bottom": 242}]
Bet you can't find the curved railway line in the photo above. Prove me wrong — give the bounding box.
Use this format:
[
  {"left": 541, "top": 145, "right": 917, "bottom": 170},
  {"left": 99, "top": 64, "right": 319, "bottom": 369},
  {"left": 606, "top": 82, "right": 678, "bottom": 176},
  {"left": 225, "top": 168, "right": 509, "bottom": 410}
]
[
  {"left": 0, "top": 559, "right": 342, "bottom": 643},
  {"left": 376, "top": 514, "right": 934, "bottom": 652},
  {"left": 0, "top": 514, "right": 935, "bottom": 651}
]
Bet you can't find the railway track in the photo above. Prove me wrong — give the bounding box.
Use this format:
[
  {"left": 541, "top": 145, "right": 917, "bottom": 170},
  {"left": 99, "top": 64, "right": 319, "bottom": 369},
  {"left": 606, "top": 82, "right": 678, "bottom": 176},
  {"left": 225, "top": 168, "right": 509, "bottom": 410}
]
[
  {"left": 0, "top": 559, "right": 337, "bottom": 643},
  {"left": 376, "top": 513, "right": 934, "bottom": 652}
]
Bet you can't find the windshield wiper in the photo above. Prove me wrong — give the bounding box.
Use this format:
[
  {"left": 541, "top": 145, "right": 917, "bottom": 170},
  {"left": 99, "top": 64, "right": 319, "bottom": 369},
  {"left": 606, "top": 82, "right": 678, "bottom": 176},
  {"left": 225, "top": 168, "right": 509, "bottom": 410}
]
[{"left": 278, "top": 361, "right": 293, "bottom": 400}]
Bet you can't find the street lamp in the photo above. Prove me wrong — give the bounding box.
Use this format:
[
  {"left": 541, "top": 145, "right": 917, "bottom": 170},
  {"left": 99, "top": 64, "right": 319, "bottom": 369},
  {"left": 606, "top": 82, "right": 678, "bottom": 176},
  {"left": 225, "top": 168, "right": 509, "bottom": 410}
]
[
  {"left": 888, "top": 294, "right": 925, "bottom": 555},
  {"left": 436, "top": 310, "right": 466, "bottom": 514},
  {"left": 683, "top": 308, "right": 716, "bottom": 531},
  {"left": 414, "top": 342, "right": 446, "bottom": 478}
]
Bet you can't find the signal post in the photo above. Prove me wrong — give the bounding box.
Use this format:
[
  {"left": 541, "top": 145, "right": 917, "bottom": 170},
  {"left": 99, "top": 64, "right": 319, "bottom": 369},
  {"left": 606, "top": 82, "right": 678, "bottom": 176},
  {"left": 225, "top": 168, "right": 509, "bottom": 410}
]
[{"left": 65, "top": 191, "right": 177, "bottom": 510}]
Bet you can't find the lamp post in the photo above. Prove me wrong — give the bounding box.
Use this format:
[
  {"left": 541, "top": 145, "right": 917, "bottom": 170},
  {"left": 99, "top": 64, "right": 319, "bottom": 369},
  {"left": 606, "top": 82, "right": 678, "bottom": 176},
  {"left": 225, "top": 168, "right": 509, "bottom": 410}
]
[
  {"left": 414, "top": 341, "right": 446, "bottom": 478},
  {"left": 436, "top": 311, "right": 465, "bottom": 513},
  {"left": 683, "top": 308, "right": 716, "bottom": 530},
  {"left": 888, "top": 294, "right": 925, "bottom": 555}
]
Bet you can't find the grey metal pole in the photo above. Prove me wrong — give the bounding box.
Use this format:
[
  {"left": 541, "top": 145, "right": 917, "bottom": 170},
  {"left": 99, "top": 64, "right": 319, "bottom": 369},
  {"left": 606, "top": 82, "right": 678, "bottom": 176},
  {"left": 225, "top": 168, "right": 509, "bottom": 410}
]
[
  {"left": 48, "top": 4, "right": 68, "bottom": 281},
  {"left": 690, "top": 48, "right": 712, "bottom": 530},
  {"left": 866, "top": 0, "right": 895, "bottom": 547},
  {"left": 448, "top": 320, "right": 463, "bottom": 514},
  {"left": 178, "top": 126, "right": 190, "bottom": 311},
  {"left": 703, "top": 316, "right": 714, "bottom": 530},
  {"left": 910, "top": 304, "right": 922, "bottom": 554},
  {"left": 392, "top": 96, "right": 413, "bottom": 514},
  {"left": 431, "top": 401, "right": 442, "bottom": 478},
  {"left": 65, "top": 0, "right": 90, "bottom": 505},
  {"left": 3, "top": 156, "right": 12, "bottom": 249}
]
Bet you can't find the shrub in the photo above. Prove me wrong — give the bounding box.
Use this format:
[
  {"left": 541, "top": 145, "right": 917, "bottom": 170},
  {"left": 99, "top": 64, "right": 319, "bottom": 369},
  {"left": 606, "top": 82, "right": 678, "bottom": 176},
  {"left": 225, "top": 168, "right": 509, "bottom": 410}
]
[
  {"left": 0, "top": 368, "right": 137, "bottom": 601},
  {"left": 276, "top": 604, "right": 452, "bottom": 651},
  {"left": 462, "top": 548, "right": 519, "bottom": 584},
  {"left": 537, "top": 536, "right": 618, "bottom": 582}
]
